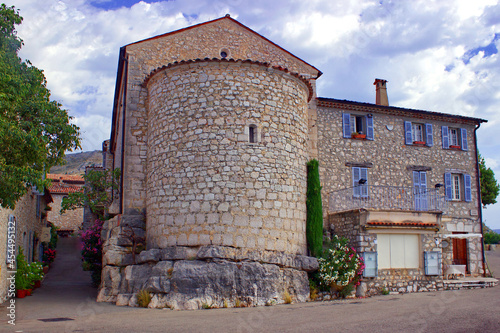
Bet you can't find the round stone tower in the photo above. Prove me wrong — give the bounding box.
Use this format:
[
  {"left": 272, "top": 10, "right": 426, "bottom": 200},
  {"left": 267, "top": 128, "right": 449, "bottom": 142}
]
[{"left": 145, "top": 59, "right": 311, "bottom": 255}]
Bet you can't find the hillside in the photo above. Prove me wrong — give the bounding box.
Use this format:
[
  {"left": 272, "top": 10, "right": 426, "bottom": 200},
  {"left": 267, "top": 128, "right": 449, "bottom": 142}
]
[{"left": 49, "top": 150, "right": 102, "bottom": 175}]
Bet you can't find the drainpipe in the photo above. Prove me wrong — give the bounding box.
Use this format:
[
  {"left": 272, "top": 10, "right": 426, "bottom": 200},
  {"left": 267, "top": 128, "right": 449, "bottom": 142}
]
[{"left": 473, "top": 123, "right": 486, "bottom": 277}]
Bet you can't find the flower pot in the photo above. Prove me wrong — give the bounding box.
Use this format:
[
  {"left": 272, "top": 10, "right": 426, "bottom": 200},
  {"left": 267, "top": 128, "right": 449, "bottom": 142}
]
[
  {"left": 450, "top": 145, "right": 461, "bottom": 149},
  {"left": 413, "top": 141, "right": 426, "bottom": 145},
  {"left": 351, "top": 134, "right": 366, "bottom": 139},
  {"left": 16, "top": 290, "right": 28, "bottom": 298},
  {"left": 27, "top": 289, "right": 32, "bottom": 296},
  {"left": 43, "top": 266, "right": 49, "bottom": 274},
  {"left": 34, "top": 280, "right": 42, "bottom": 288}
]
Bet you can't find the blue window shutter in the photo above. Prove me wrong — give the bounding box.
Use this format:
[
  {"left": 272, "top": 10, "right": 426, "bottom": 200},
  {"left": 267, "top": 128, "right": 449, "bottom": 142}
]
[
  {"left": 464, "top": 174, "right": 472, "bottom": 202},
  {"left": 444, "top": 173, "right": 452, "bottom": 200},
  {"left": 461, "top": 128, "right": 468, "bottom": 151},
  {"left": 404, "top": 121, "right": 413, "bottom": 145},
  {"left": 366, "top": 116, "right": 374, "bottom": 140},
  {"left": 353, "top": 167, "right": 360, "bottom": 197},
  {"left": 360, "top": 167, "right": 369, "bottom": 197},
  {"left": 420, "top": 171, "right": 428, "bottom": 210},
  {"left": 425, "top": 123, "right": 433, "bottom": 146},
  {"left": 442, "top": 126, "right": 449, "bottom": 149},
  {"left": 343, "top": 113, "right": 351, "bottom": 138}
]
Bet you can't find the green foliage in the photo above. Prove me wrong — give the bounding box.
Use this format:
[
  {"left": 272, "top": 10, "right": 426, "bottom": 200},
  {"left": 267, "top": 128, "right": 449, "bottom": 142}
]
[
  {"left": 484, "top": 231, "right": 500, "bottom": 245},
  {"left": 0, "top": 4, "right": 81, "bottom": 209},
  {"left": 61, "top": 168, "right": 120, "bottom": 220},
  {"left": 317, "top": 235, "right": 364, "bottom": 298},
  {"left": 49, "top": 223, "right": 58, "bottom": 249},
  {"left": 479, "top": 153, "right": 500, "bottom": 207},
  {"left": 306, "top": 159, "right": 323, "bottom": 258},
  {"left": 137, "top": 289, "right": 152, "bottom": 308},
  {"left": 15, "top": 247, "right": 30, "bottom": 290}
]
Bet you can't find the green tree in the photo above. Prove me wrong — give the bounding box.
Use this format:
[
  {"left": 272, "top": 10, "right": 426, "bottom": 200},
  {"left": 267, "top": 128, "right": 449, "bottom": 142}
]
[
  {"left": 0, "top": 4, "right": 80, "bottom": 209},
  {"left": 61, "top": 168, "right": 120, "bottom": 221},
  {"left": 306, "top": 159, "right": 323, "bottom": 257},
  {"left": 479, "top": 153, "right": 500, "bottom": 207}
]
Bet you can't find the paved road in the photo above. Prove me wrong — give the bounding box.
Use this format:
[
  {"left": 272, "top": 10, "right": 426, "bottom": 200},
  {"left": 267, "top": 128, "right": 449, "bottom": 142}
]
[{"left": 2, "top": 238, "right": 499, "bottom": 332}]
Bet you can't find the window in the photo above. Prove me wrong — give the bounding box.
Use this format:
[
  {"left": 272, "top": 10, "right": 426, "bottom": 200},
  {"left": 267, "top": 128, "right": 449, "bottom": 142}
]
[
  {"left": 248, "top": 124, "right": 257, "bottom": 143},
  {"left": 444, "top": 173, "right": 471, "bottom": 202},
  {"left": 413, "top": 171, "right": 428, "bottom": 211},
  {"left": 404, "top": 121, "right": 433, "bottom": 146},
  {"left": 352, "top": 167, "right": 368, "bottom": 197},
  {"left": 442, "top": 126, "right": 468, "bottom": 150},
  {"left": 378, "top": 234, "right": 420, "bottom": 269},
  {"left": 343, "top": 113, "right": 374, "bottom": 140}
]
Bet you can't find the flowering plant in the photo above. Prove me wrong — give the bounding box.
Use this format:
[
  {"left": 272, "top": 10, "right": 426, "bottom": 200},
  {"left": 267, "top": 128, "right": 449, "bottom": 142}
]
[
  {"left": 43, "top": 248, "right": 56, "bottom": 265},
  {"left": 28, "top": 261, "right": 44, "bottom": 282},
  {"left": 80, "top": 219, "right": 104, "bottom": 286},
  {"left": 317, "top": 235, "right": 365, "bottom": 296}
]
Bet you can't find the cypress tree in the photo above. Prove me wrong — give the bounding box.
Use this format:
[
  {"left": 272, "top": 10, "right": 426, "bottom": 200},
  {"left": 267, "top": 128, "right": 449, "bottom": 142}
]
[{"left": 306, "top": 159, "right": 323, "bottom": 257}]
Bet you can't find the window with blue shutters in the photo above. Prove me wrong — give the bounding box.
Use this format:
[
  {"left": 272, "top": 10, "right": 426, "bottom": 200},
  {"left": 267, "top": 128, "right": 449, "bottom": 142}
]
[
  {"left": 442, "top": 126, "right": 467, "bottom": 151},
  {"left": 444, "top": 172, "right": 472, "bottom": 202},
  {"left": 404, "top": 121, "right": 433, "bottom": 146},
  {"left": 352, "top": 167, "right": 369, "bottom": 197},
  {"left": 413, "top": 171, "right": 428, "bottom": 211},
  {"left": 343, "top": 113, "right": 374, "bottom": 140}
]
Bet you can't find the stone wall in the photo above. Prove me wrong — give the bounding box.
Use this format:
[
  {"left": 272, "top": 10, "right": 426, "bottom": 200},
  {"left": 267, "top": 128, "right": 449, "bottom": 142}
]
[
  {"left": 46, "top": 194, "right": 84, "bottom": 233},
  {"left": 0, "top": 192, "right": 48, "bottom": 302},
  {"left": 145, "top": 60, "right": 310, "bottom": 254},
  {"left": 317, "top": 103, "right": 483, "bottom": 275}
]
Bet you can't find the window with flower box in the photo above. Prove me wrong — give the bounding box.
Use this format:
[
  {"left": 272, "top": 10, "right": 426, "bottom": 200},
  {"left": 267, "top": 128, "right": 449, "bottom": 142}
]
[
  {"left": 442, "top": 126, "right": 467, "bottom": 150},
  {"left": 404, "top": 121, "right": 433, "bottom": 146},
  {"left": 343, "top": 113, "right": 374, "bottom": 140}
]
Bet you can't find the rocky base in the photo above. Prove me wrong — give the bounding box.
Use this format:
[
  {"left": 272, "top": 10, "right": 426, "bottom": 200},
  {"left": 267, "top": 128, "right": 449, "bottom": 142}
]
[{"left": 98, "top": 215, "right": 318, "bottom": 310}]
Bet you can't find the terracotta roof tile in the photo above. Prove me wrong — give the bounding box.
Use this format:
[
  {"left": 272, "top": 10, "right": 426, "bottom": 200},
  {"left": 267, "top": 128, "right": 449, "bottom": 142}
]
[
  {"left": 47, "top": 173, "right": 84, "bottom": 182},
  {"left": 47, "top": 184, "right": 84, "bottom": 194}
]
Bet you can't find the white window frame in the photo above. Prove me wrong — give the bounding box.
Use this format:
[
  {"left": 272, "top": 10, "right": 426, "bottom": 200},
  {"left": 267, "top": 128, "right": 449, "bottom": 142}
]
[
  {"left": 412, "top": 123, "right": 424, "bottom": 142},
  {"left": 350, "top": 114, "right": 366, "bottom": 134},
  {"left": 451, "top": 174, "right": 461, "bottom": 201},
  {"left": 449, "top": 128, "right": 459, "bottom": 146}
]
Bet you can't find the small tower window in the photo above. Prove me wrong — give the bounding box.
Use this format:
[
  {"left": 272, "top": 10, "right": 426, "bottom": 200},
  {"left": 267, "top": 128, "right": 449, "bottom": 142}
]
[
  {"left": 221, "top": 51, "right": 227, "bottom": 58},
  {"left": 249, "top": 125, "right": 257, "bottom": 143}
]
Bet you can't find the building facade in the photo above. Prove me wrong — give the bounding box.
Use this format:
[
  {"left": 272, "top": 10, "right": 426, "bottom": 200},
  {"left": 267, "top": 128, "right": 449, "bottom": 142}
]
[
  {"left": 0, "top": 189, "right": 52, "bottom": 301},
  {"left": 46, "top": 174, "right": 85, "bottom": 235},
  {"left": 100, "top": 16, "right": 487, "bottom": 308}
]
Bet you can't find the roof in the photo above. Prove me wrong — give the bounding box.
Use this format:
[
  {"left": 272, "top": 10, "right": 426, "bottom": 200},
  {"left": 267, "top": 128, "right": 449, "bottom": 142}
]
[
  {"left": 47, "top": 174, "right": 84, "bottom": 182},
  {"left": 366, "top": 221, "right": 439, "bottom": 230},
  {"left": 47, "top": 184, "right": 84, "bottom": 195},
  {"left": 317, "top": 97, "right": 487, "bottom": 125}
]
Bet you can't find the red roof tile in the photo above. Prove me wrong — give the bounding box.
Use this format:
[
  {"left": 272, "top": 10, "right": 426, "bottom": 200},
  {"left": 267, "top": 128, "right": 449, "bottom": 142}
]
[
  {"left": 47, "top": 184, "right": 84, "bottom": 194},
  {"left": 47, "top": 174, "right": 84, "bottom": 182}
]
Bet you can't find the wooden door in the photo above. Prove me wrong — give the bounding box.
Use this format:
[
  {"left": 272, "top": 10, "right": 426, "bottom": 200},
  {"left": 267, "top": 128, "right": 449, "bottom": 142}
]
[{"left": 452, "top": 236, "right": 469, "bottom": 273}]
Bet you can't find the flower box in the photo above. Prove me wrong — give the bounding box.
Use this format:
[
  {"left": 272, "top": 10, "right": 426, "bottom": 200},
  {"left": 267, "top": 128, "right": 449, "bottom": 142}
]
[
  {"left": 351, "top": 133, "right": 366, "bottom": 139},
  {"left": 413, "top": 141, "right": 426, "bottom": 145},
  {"left": 450, "top": 145, "right": 461, "bottom": 149}
]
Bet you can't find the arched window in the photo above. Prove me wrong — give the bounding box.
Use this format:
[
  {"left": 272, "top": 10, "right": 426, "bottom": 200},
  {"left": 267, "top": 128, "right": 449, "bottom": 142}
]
[{"left": 249, "top": 124, "right": 257, "bottom": 143}]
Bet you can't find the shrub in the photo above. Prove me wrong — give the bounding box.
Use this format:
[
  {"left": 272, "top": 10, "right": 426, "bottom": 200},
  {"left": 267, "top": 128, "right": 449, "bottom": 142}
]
[
  {"left": 317, "top": 235, "right": 364, "bottom": 298},
  {"left": 306, "top": 159, "right": 323, "bottom": 258},
  {"left": 137, "top": 289, "right": 152, "bottom": 308},
  {"left": 484, "top": 231, "right": 500, "bottom": 245},
  {"left": 27, "top": 261, "right": 44, "bottom": 286},
  {"left": 80, "top": 219, "right": 104, "bottom": 287},
  {"left": 15, "top": 247, "right": 31, "bottom": 290},
  {"left": 283, "top": 290, "right": 292, "bottom": 304},
  {"left": 42, "top": 248, "right": 56, "bottom": 266}
]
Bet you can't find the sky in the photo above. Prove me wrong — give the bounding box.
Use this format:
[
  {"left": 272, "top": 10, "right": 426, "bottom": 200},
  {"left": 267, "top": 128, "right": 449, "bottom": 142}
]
[{"left": 6, "top": 0, "right": 500, "bottom": 229}]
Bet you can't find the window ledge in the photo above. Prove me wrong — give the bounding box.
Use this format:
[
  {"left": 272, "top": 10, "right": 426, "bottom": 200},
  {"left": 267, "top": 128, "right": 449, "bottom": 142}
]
[{"left": 449, "top": 145, "right": 462, "bottom": 150}]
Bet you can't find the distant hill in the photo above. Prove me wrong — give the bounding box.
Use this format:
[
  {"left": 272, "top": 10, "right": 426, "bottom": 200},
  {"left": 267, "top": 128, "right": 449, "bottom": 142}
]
[
  {"left": 49, "top": 150, "right": 102, "bottom": 175},
  {"left": 494, "top": 229, "right": 500, "bottom": 234}
]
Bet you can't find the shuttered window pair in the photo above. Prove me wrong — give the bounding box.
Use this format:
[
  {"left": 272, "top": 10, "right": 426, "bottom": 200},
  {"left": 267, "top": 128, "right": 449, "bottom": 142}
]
[
  {"left": 352, "top": 167, "right": 368, "bottom": 197},
  {"left": 442, "top": 126, "right": 468, "bottom": 150},
  {"left": 444, "top": 173, "right": 472, "bottom": 202},
  {"left": 404, "top": 121, "right": 433, "bottom": 146},
  {"left": 343, "top": 113, "right": 374, "bottom": 140}
]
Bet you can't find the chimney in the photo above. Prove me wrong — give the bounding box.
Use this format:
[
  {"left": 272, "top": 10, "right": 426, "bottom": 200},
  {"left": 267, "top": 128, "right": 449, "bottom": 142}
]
[{"left": 374, "top": 79, "right": 389, "bottom": 106}]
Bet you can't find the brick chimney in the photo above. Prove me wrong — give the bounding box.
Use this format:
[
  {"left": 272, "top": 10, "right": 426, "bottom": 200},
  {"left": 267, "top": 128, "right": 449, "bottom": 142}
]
[{"left": 374, "top": 79, "right": 389, "bottom": 106}]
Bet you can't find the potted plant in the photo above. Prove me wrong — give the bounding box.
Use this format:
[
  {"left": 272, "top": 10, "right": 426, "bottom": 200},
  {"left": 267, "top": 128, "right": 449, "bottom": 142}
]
[
  {"left": 413, "top": 141, "right": 426, "bottom": 145},
  {"left": 15, "top": 248, "right": 31, "bottom": 298},
  {"left": 28, "top": 262, "right": 44, "bottom": 288},
  {"left": 450, "top": 145, "right": 461, "bottom": 149},
  {"left": 351, "top": 132, "right": 366, "bottom": 139}
]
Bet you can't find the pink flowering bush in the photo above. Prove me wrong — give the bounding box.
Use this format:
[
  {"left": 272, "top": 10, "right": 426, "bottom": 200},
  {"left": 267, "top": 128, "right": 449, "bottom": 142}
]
[
  {"left": 317, "top": 235, "right": 365, "bottom": 298},
  {"left": 42, "top": 248, "right": 56, "bottom": 265},
  {"left": 80, "top": 219, "right": 104, "bottom": 286}
]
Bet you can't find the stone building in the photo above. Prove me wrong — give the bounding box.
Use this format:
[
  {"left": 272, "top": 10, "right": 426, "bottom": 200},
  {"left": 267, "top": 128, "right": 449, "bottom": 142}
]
[
  {"left": 46, "top": 174, "right": 85, "bottom": 235},
  {"left": 99, "top": 16, "right": 487, "bottom": 308},
  {"left": 0, "top": 189, "right": 52, "bottom": 302}
]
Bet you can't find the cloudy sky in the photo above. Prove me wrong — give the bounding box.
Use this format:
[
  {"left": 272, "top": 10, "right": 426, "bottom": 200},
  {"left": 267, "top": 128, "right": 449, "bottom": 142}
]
[{"left": 6, "top": 0, "right": 500, "bottom": 229}]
